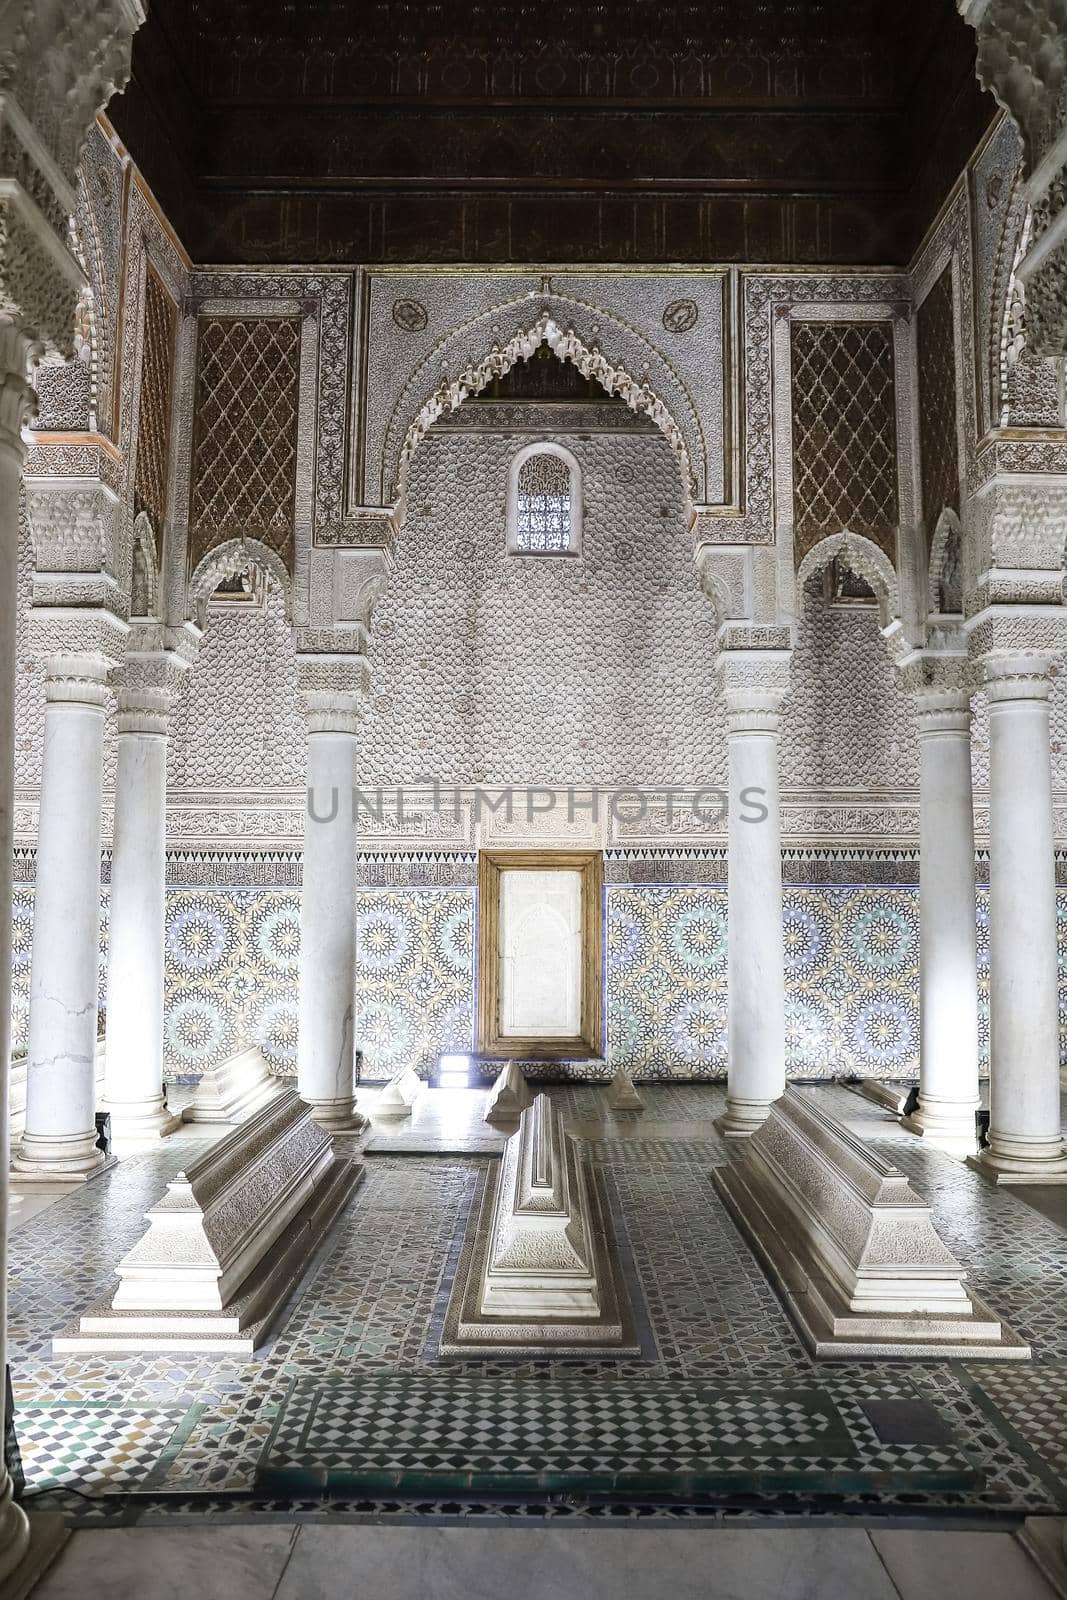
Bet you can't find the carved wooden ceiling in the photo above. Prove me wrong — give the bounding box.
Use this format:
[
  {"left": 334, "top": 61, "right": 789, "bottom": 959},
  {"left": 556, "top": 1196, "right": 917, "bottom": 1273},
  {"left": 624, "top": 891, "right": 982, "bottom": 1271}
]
[{"left": 107, "top": 0, "right": 995, "bottom": 265}]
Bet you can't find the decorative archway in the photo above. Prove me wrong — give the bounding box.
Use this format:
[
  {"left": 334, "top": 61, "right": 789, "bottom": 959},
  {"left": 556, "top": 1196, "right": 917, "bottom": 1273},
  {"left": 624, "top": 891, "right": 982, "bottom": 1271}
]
[
  {"left": 927, "top": 507, "right": 964, "bottom": 617},
  {"left": 130, "top": 509, "right": 161, "bottom": 620},
  {"left": 795, "top": 531, "right": 899, "bottom": 634},
  {"left": 988, "top": 177, "right": 1033, "bottom": 429},
  {"left": 187, "top": 537, "right": 293, "bottom": 631},
  {"left": 384, "top": 304, "right": 702, "bottom": 521}
]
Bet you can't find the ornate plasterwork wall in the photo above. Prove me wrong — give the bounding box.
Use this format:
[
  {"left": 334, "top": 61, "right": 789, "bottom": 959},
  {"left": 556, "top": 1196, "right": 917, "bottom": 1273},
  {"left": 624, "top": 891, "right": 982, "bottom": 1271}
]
[
  {"left": 361, "top": 427, "right": 718, "bottom": 788},
  {"left": 357, "top": 271, "right": 724, "bottom": 511},
  {"left": 12, "top": 111, "right": 1067, "bottom": 1088}
]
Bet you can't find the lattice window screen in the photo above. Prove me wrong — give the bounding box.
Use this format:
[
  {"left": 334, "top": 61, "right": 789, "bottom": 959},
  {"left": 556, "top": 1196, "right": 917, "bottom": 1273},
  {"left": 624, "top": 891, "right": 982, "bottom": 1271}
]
[
  {"left": 790, "top": 320, "right": 899, "bottom": 567},
  {"left": 134, "top": 265, "right": 178, "bottom": 530},
  {"left": 515, "top": 451, "right": 573, "bottom": 552},
  {"left": 916, "top": 267, "right": 959, "bottom": 544},
  {"left": 188, "top": 315, "right": 301, "bottom": 575}
]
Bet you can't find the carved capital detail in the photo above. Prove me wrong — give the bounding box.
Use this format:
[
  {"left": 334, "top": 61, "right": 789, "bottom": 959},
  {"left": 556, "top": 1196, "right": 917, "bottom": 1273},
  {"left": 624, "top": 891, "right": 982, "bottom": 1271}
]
[
  {"left": 717, "top": 645, "right": 792, "bottom": 732},
  {"left": 308, "top": 542, "right": 395, "bottom": 634},
  {"left": 296, "top": 647, "right": 371, "bottom": 734},
  {"left": 38, "top": 647, "right": 111, "bottom": 709},
  {"left": 113, "top": 629, "right": 196, "bottom": 733}
]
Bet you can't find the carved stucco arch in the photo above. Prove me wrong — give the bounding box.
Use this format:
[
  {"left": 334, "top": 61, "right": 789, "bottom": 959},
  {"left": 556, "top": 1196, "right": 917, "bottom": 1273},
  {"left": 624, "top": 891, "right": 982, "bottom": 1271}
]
[
  {"left": 988, "top": 175, "right": 1033, "bottom": 427},
  {"left": 927, "top": 507, "right": 964, "bottom": 616},
  {"left": 130, "top": 509, "right": 161, "bottom": 620},
  {"left": 187, "top": 537, "right": 293, "bottom": 631},
  {"left": 383, "top": 297, "right": 704, "bottom": 518},
  {"left": 795, "top": 531, "right": 900, "bottom": 634}
]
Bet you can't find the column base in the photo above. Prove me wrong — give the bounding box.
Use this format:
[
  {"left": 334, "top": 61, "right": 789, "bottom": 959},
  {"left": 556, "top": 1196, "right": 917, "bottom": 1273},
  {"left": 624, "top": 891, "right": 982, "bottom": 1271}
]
[
  {"left": 12, "top": 1129, "right": 109, "bottom": 1181},
  {"left": 99, "top": 1097, "right": 182, "bottom": 1145},
  {"left": 0, "top": 1508, "right": 67, "bottom": 1600},
  {"left": 715, "top": 1097, "right": 775, "bottom": 1139},
  {"left": 968, "top": 1134, "right": 1067, "bottom": 1185},
  {"left": 901, "top": 1096, "right": 980, "bottom": 1158},
  {"left": 1020, "top": 1518, "right": 1067, "bottom": 1598},
  {"left": 304, "top": 1097, "right": 368, "bottom": 1134}
]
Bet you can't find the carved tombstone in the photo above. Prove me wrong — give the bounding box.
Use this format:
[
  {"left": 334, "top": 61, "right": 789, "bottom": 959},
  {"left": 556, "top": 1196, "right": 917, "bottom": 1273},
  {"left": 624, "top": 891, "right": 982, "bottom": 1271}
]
[
  {"left": 484, "top": 1059, "right": 534, "bottom": 1125},
  {"left": 373, "top": 1067, "right": 423, "bottom": 1120},
  {"left": 55, "top": 1091, "right": 361, "bottom": 1353},
  {"left": 181, "top": 1045, "right": 286, "bottom": 1125},
  {"left": 713, "top": 1087, "right": 1029, "bottom": 1359}
]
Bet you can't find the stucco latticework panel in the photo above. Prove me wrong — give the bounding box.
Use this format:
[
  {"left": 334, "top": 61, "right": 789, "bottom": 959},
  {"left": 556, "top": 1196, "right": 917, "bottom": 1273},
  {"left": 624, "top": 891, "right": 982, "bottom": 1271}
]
[
  {"left": 916, "top": 267, "right": 959, "bottom": 539},
  {"left": 790, "top": 321, "right": 900, "bottom": 566},
  {"left": 188, "top": 316, "right": 301, "bottom": 575},
  {"left": 134, "top": 265, "right": 178, "bottom": 530}
]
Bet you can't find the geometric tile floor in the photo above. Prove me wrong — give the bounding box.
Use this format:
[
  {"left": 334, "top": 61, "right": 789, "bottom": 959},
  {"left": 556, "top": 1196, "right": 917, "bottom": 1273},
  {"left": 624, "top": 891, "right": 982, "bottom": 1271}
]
[
  {"left": 256, "top": 1375, "right": 981, "bottom": 1498},
  {"left": 9, "top": 1084, "right": 1067, "bottom": 1523}
]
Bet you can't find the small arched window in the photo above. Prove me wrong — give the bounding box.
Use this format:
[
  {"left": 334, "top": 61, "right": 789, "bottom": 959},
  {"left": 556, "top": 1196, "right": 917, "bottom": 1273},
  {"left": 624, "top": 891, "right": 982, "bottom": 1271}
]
[{"left": 507, "top": 443, "right": 582, "bottom": 555}]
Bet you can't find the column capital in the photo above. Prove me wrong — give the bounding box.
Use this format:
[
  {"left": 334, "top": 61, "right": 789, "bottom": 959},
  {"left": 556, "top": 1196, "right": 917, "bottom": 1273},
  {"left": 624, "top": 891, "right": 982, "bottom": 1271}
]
[
  {"left": 39, "top": 653, "right": 109, "bottom": 711},
  {"left": 113, "top": 640, "right": 194, "bottom": 734},
  {"left": 716, "top": 645, "right": 791, "bottom": 732},
  {"left": 965, "top": 604, "right": 1067, "bottom": 703},
  {"left": 296, "top": 650, "right": 370, "bottom": 735},
  {"left": 983, "top": 653, "right": 1059, "bottom": 706},
  {"left": 897, "top": 651, "right": 975, "bottom": 730}
]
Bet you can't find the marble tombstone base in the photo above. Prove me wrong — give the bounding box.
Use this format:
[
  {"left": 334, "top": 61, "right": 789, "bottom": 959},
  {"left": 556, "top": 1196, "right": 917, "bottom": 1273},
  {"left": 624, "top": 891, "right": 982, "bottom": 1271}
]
[
  {"left": 371, "top": 1067, "right": 424, "bottom": 1120},
  {"left": 608, "top": 1066, "right": 645, "bottom": 1112},
  {"left": 484, "top": 1060, "right": 534, "bottom": 1126},
  {"left": 713, "top": 1087, "right": 1029, "bottom": 1360},
  {"left": 181, "top": 1045, "right": 286, "bottom": 1125},
  {"left": 441, "top": 1093, "right": 639, "bottom": 1357},
  {"left": 55, "top": 1090, "right": 361, "bottom": 1353}
]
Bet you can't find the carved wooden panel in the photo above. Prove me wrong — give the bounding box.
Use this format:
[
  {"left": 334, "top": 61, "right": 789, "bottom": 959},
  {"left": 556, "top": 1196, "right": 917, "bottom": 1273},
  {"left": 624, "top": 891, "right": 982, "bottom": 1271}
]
[
  {"left": 791, "top": 320, "right": 899, "bottom": 567},
  {"left": 916, "top": 266, "right": 959, "bottom": 541},
  {"left": 188, "top": 315, "right": 301, "bottom": 575},
  {"left": 134, "top": 264, "right": 178, "bottom": 530}
]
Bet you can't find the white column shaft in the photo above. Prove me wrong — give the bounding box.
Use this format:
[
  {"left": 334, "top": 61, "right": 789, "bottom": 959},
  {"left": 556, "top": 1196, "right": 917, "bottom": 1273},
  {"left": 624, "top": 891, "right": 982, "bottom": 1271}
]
[
  {"left": 18, "top": 669, "right": 108, "bottom": 1173},
  {"left": 103, "top": 721, "right": 177, "bottom": 1139},
  {"left": 906, "top": 698, "right": 980, "bottom": 1151},
  {"left": 0, "top": 408, "right": 30, "bottom": 1573},
  {"left": 723, "top": 725, "right": 786, "bottom": 1135},
  {"left": 981, "top": 670, "right": 1067, "bottom": 1179},
  {"left": 298, "top": 729, "right": 364, "bottom": 1129}
]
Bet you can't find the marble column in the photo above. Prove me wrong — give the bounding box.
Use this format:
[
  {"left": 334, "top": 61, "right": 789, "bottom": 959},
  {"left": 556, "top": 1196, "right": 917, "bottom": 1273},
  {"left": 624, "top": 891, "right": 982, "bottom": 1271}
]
[
  {"left": 298, "top": 688, "right": 366, "bottom": 1131},
  {"left": 101, "top": 648, "right": 190, "bottom": 1142},
  {"left": 718, "top": 650, "right": 791, "bottom": 1137},
  {"left": 0, "top": 325, "right": 38, "bottom": 1580},
  {"left": 902, "top": 683, "right": 981, "bottom": 1154},
  {"left": 15, "top": 653, "right": 111, "bottom": 1176},
  {"left": 975, "top": 655, "right": 1067, "bottom": 1182}
]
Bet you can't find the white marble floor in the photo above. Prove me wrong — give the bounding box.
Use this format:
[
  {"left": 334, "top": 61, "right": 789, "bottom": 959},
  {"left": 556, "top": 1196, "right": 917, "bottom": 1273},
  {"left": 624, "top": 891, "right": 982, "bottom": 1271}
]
[{"left": 29, "top": 1523, "right": 1064, "bottom": 1600}]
